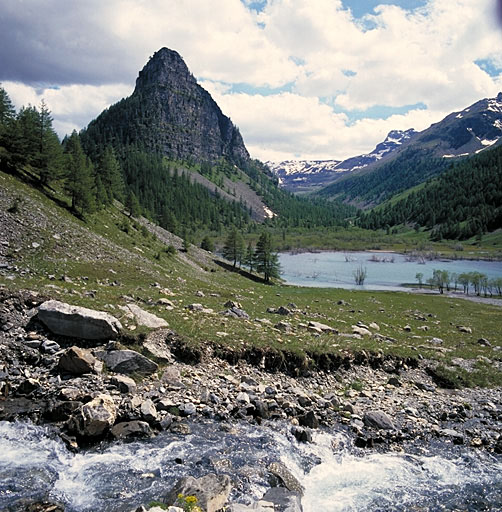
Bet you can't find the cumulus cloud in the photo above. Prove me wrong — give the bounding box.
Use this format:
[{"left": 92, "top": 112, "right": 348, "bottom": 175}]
[{"left": 1, "top": 0, "right": 501, "bottom": 159}]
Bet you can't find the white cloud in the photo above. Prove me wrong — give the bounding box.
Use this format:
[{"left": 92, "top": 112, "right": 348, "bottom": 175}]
[
  {"left": 1, "top": 0, "right": 501, "bottom": 159},
  {"left": 3, "top": 81, "right": 132, "bottom": 138}
]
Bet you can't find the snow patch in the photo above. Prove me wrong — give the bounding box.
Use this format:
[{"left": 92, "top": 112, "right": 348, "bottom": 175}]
[
  {"left": 263, "top": 206, "right": 277, "bottom": 219},
  {"left": 480, "top": 138, "right": 498, "bottom": 146},
  {"left": 456, "top": 113, "right": 463, "bottom": 119}
]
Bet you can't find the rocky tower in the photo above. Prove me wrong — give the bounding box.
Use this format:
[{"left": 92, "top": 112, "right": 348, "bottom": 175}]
[{"left": 130, "top": 48, "right": 249, "bottom": 164}]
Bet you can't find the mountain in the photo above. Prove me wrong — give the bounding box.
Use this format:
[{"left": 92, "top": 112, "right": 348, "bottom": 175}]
[
  {"left": 85, "top": 47, "right": 249, "bottom": 166},
  {"left": 82, "top": 48, "right": 354, "bottom": 230},
  {"left": 316, "top": 93, "right": 502, "bottom": 206},
  {"left": 267, "top": 129, "right": 417, "bottom": 193}
]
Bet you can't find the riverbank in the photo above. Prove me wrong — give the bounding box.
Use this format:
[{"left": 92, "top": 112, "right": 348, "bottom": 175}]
[{"left": 1, "top": 290, "right": 501, "bottom": 511}]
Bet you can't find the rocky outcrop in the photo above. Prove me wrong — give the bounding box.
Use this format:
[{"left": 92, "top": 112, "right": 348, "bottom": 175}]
[
  {"left": 37, "top": 300, "right": 122, "bottom": 340},
  {"left": 86, "top": 47, "right": 250, "bottom": 166}
]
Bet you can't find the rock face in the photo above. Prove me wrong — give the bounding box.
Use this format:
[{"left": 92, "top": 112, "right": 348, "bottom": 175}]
[
  {"left": 86, "top": 47, "right": 249, "bottom": 166},
  {"left": 166, "top": 473, "right": 232, "bottom": 512},
  {"left": 97, "top": 349, "right": 158, "bottom": 375},
  {"left": 38, "top": 300, "right": 122, "bottom": 340}
]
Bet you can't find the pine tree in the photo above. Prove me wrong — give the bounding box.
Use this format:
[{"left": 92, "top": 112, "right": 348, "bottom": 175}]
[
  {"left": 64, "top": 131, "right": 95, "bottom": 215},
  {"left": 201, "top": 235, "right": 215, "bottom": 252},
  {"left": 223, "top": 228, "right": 244, "bottom": 267},
  {"left": 98, "top": 145, "right": 124, "bottom": 204},
  {"left": 254, "top": 231, "right": 280, "bottom": 283},
  {"left": 125, "top": 189, "right": 141, "bottom": 217},
  {"left": 0, "top": 86, "right": 16, "bottom": 171},
  {"left": 35, "top": 100, "right": 64, "bottom": 186},
  {"left": 244, "top": 242, "right": 255, "bottom": 272}
]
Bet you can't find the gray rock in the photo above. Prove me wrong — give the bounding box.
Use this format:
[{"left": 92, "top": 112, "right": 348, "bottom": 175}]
[
  {"left": 308, "top": 321, "right": 337, "bottom": 333},
  {"left": 58, "top": 346, "right": 101, "bottom": 375},
  {"left": 299, "top": 411, "right": 319, "bottom": 429},
  {"left": 97, "top": 349, "right": 158, "bottom": 375},
  {"left": 111, "top": 420, "right": 154, "bottom": 439},
  {"left": 121, "top": 303, "right": 169, "bottom": 329},
  {"left": 179, "top": 402, "right": 196, "bottom": 416},
  {"left": 165, "top": 473, "right": 232, "bottom": 512},
  {"left": 41, "top": 339, "right": 61, "bottom": 354},
  {"left": 268, "top": 462, "right": 304, "bottom": 495},
  {"left": 478, "top": 338, "right": 491, "bottom": 347},
  {"left": 222, "top": 307, "right": 250, "bottom": 319},
  {"left": 72, "top": 393, "right": 117, "bottom": 436},
  {"left": 363, "top": 410, "right": 395, "bottom": 430},
  {"left": 38, "top": 300, "right": 122, "bottom": 340},
  {"left": 110, "top": 374, "right": 137, "bottom": 393},
  {"left": 291, "top": 426, "right": 312, "bottom": 443},
  {"left": 275, "top": 321, "right": 292, "bottom": 332},
  {"left": 140, "top": 399, "right": 158, "bottom": 423},
  {"left": 262, "top": 488, "right": 302, "bottom": 512}
]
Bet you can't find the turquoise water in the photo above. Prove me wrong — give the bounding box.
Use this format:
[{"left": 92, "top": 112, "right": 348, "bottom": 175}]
[{"left": 279, "top": 251, "right": 502, "bottom": 291}]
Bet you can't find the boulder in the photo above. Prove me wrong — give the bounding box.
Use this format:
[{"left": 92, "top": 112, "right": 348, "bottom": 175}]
[
  {"left": 38, "top": 300, "right": 122, "bottom": 340},
  {"left": 111, "top": 420, "right": 153, "bottom": 439},
  {"left": 120, "top": 304, "right": 168, "bottom": 329},
  {"left": 58, "top": 346, "right": 101, "bottom": 375},
  {"left": 143, "top": 330, "right": 173, "bottom": 361},
  {"left": 262, "top": 488, "right": 302, "bottom": 512},
  {"left": 140, "top": 399, "right": 158, "bottom": 423},
  {"left": 275, "top": 321, "right": 292, "bottom": 333},
  {"left": 165, "top": 473, "right": 232, "bottom": 512},
  {"left": 307, "top": 321, "right": 337, "bottom": 334},
  {"left": 352, "top": 325, "right": 372, "bottom": 336},
  {"left": 72, "top": 394, "right": 117, "bottom": 436},
  {"left": 221, "top": 307, "right": 250, "bottom": 319},
  {"left": 97, "top": 349, "right": 158, "bottom": 375},
  {"left": 363, "top": 410, "right": 395, "bottom": 430},
  {"left": 267, "top": 462, "right": 304, "bottom": 495},
  {"left": 110, "top": 374, "right": 137, "bottom": 393},
  {"left": 458, "top": 326, "right": 472, "bottom": 334},
  {"left": 299, "top": 411, "right": 319, "bottom": 429}
]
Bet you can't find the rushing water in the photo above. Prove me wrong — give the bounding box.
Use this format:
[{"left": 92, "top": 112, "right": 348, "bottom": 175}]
[
  {"left": 1, "top": 421, "right": 501, "bottom": 511},
  {"left": 279, "top": 251, "right": 502, "bottom": 291}
]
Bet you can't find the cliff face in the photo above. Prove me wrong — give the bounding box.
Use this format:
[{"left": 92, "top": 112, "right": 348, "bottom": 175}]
[{"left": 87, "top": 47, "right": 250, "bottom": 165}]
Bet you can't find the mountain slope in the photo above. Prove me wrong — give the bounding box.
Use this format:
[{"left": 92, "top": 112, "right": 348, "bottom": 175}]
[
  {"left": 267, "top": 129, "right": 417, "bottom": 193},
  {"left": 356, "top": 143, "right": 502, "bottom": 240},
  {"left": 317, "top": 93, "right": 502, "bottom": 206}
]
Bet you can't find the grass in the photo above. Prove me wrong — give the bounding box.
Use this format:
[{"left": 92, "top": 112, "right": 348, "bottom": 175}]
[{"left": 1, "top": 169, "right": 501, "bottom": 388}]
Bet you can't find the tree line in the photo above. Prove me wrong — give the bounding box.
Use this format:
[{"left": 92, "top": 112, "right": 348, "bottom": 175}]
[{"left": 416, "top": 269, "right": 502, "bottom": 296}]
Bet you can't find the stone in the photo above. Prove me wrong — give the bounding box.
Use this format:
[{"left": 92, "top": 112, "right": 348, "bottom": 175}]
[
  {"left": 41, "top": 339, "right": 61, "bottom": 354},
  {"left": 143, "top": 330, "right": 173, "bottom": 361},
  {"left": 97, "top": 349, "right": 158, "bottom": 375},
  {"left": 275, "top": 321, "right": 292, "bottom": 333},
  {"left": 369, "top": 322, "right": 380, "bottom": 331},
  {"left": 38, "top": 300, "right": 122, "bottom": 340},
  {"left": 140, "top": 399, "right": 158, "bottom": 422},
  {"left": 267, "top": 462, "right": 304, "bottom": 495},
  {"left": 291, "top": 426, "right": 312, "bottom": 443},
  {"left": 352, "top": 325, "right": 372, "bottom": 336},
  {"left": 58, "top": 346, "right": 101, "bottom": 375},
  {"left": 403, "top": 325, "right": 412, "bottom": 332},
  {"left": 308, "top": 321, "right": 337, "bottom": 333},
  {"left": 165, "top": 473, "right": 232, "bottom": 512},
  {"left": 110, "top": 374, "right": 137, "bottom": 393},
  {"left": 111, "top": 420, "right": 154, "bottom": 439},
  {"left": 276, "top": 306, "right": 292, "bottom": 316},
  {"left": 72, "top": 394, "right": 117, "bottom": 436},
  {"left": 186, "top": 303, "right": 204, "bottom": 311},
  {"left": 224, "top": 300, "right": 242, "bottom": 309},
  {"left": 120, "top": 304, "right": 169, "bottom": 329},
  {"left": 221, "top": 307, "right": 250, "bottom": 319},
  {"left": 262, "top": 488, "right": 302, "bottom": 512},
  {"left": 363, "top": 410, "right": 395, "bottom": 430},
  {"left": 478, "top": 338, "right": 491, "bottom": 347},
  {"left": 458, "top": 326, "right": 472, "bottom": 334},
  {"left": 178, "top": 402, "right": 196, "bottom": 416},
  {"left": 228, "top": 501, "right": 275, "bottom": 511}
]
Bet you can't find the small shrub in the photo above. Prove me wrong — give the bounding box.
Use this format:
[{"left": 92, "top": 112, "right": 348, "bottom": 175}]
[
  {"left": 164, "top": 245, "right": 177, "bottom": 256},
  {"left": 7, "top": 197, "right": 22, "bottom": 214}
]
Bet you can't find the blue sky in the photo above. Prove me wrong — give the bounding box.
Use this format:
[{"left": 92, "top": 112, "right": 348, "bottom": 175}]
[{"left": 1, "top": 0, "right": 501, "bottom": 161}]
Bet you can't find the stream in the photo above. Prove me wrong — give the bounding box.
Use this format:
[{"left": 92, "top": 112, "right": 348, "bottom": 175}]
[{"left": 1, "top": 420, "right": 501, "bottom": 511}]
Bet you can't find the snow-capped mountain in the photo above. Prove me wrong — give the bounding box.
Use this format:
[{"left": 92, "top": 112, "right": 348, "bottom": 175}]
[{"left": 267, "top": 128, "right": 417, "bottom": 193}]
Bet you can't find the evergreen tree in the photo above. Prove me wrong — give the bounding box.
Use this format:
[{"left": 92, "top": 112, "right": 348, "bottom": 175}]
[
  {"left": 125, "top": 189, "right": 141, "bottom": 217},
  {"left": 64, "top": 131, "right": 95, "bottom": 215},
  {"left": 98, "top": 145, "right": 124, "bottom": 203},
  {"left": 244, "top": 242, "right": 255, "bottom": 272},
  {"left": 223, "top": 228, "right": 244, "bottom": 267},
  {"left": 201, "top": 235, "right": 214, "bottom": 252},
  {"left": 254, "top": 231, "right": 280, "bottom": 283},
  {"left": 0, "top": 86, "right": 16, "bottom": 171},
  {"left": 35, "top": 100, "right": 64, "bottom": 186}
]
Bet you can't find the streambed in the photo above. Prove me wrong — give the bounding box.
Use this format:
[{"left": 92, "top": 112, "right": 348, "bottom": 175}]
[{"left": 1, "top": 420, "right": 501, "bottom": 511}]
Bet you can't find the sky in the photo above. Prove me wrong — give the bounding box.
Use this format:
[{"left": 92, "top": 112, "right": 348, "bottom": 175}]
[{"left": 1, "top": 0, "right": 502, "bottom": 162}]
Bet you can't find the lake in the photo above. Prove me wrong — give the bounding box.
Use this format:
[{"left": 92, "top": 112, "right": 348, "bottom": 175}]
[{"left": 279, "top": 251, "right": 502, "bottom": 291}]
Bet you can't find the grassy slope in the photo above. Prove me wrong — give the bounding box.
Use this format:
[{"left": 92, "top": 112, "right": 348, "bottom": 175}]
[{"left": 1, "top": 170, "right": 501, "bottom": 387}]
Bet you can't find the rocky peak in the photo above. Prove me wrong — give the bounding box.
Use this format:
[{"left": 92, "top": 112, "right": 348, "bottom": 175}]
[{"left": 135, "top": 48, "right": 196, "bottom": 92}]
